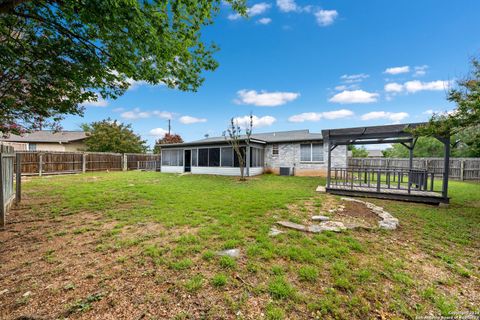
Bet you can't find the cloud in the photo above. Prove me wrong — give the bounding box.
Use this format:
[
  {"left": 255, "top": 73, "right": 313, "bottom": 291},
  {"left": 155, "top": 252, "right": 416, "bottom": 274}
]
[
  {"left": 288, "top": 109, "right": 354, "bottom": 122},
  {"left": 340, "top": 73, "right": 369, "bottom": 83},
  {"left": 276, "top": 0, "right": 300, "bottom": 12},
  {"left": 384, "top": 82, "right": 404, "bottom": 93},
  {"left": 82, "top": 94, "right": 108, "bottom": 107},
  {"left": 149, "top": 128, "right": 168, "bottom": 138},
  {"left": 403, "top": 80, "right": 450, "bottom": 93},
  {"left": 384, "top": 66, "right": 410, "bottom": 75},
  {"left": 361, "top": 111, "right": 409, "bottom": 123},
  {"left": 120, "top": 108, "right": 174, "bottom": 120},
  {"left": 179, "top": 116, "right": 207, "bottom": 124},
  {"left": 121, "top": 108, "right": 150, "bottom": 120},
  {"left": 257, "top": 17, "right": 272, "bottom": 24},
  {"left": 314, "top": 9, "right": 338, "bottom": 26},
  {"left": 414, "top": 65, "right": 428, "bottom": 77},
  {"left": 329, "top": 90, "right": 379, "bottom": 104},
  {"left": 233, "top": 115, "right": 276, "bottom": 128},
  {"left": 235, "top": 89, "right": 300, "bottom": 107},
  {"left": 423, "top": 109, "right": 435, "bottom": 115},
  {"left": 228, "top": 2, "right": 271, "bottom": 20}
]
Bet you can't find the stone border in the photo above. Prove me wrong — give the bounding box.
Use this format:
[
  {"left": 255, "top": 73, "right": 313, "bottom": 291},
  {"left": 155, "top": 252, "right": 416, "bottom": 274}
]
[{"left": 340, "top": 197, "right": 399, "bottom": 230}]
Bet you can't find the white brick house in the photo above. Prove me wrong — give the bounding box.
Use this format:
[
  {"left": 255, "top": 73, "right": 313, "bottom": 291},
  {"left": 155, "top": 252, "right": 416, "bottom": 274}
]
[{"left": 160, "top": 130, "right": 347, "bottom": 176}]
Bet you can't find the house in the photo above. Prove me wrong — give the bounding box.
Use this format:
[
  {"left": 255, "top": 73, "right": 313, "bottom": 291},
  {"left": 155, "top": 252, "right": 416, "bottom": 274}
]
[
  {"left": 0, "top": 130, "right": 88, "bottom": 152},
  {"left": 366, "top": 149, "right": 384, "bottom": 157},
  {"left": 160, "top": 129, "right": 347, "bottom": 176}
]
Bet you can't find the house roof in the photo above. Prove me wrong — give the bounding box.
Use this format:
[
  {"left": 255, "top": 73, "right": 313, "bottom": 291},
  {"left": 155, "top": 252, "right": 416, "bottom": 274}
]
[
  {"left": 0, "top": 130, "right": 88, "bottom": 143},
  {"left": 367, "top": 150, "right": 384, "bottom": 157},
  {"left": 161, "top": 129, "right": 323, "bottom": 148}
]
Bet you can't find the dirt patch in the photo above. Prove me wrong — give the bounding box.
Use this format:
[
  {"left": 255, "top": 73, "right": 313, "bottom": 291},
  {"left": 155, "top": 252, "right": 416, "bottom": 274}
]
[{"left": 333, "top": 201, "right": 380, "bottom": 229}]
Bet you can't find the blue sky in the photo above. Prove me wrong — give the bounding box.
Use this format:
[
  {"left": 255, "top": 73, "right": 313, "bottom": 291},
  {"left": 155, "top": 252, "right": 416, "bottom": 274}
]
[{"left": 67, "top": 0, "right": 480, "bottom": 148}]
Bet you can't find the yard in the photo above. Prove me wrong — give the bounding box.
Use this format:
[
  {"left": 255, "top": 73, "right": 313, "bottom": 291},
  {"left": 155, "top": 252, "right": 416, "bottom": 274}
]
[{"left": 0, "top": 172, "right": 479, "bottom": 319}]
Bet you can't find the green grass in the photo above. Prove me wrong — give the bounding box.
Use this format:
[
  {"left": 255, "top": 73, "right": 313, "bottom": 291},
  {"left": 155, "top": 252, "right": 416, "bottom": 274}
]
[{"left": 18, "top": 172, "right": 480, "bottom": 319}]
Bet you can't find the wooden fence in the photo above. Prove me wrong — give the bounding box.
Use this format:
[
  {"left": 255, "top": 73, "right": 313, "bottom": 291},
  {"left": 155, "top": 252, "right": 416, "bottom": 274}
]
[
  {"left": 16, "top": 151, "right": 161, "bottom": 176},
  {"left": 348, "top": 157, "right": 480, "bottom": 181},
  {"left": 1, "top": 145, "right": 17, "bottom": 227}
]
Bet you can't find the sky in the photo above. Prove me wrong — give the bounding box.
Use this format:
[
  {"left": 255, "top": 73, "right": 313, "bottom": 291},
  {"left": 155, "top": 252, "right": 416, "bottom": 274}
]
[{"left": 65, "top": 0, "right": 480, "bottom": 149}]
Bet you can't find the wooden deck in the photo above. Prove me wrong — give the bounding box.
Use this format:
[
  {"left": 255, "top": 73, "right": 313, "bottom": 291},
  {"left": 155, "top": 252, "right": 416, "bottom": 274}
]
[{"left": 326, "top": 184, "right": 448, "bottom": 204}]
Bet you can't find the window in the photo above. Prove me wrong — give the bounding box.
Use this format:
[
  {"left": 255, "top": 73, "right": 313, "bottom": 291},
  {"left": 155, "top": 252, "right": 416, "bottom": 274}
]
[
  {"left": 233, "top": 147, "right": 246, "bottom": 167},
  {"left": 198, "top": 148, "right": 209, "bottom": 166},
  {"left": 161, "top": 149, "right": 183, "bottom": 166},
  {"left": 300, "top": 143, "right": 324, "bottom": 162},
  {"left": 191, "top": 149, "right": 197, "bottom": 167},
  {"left": 221, "top": 147, "right": 233, "bottom": 167},
  {"left": 208, "top": 148, "right": 220, "bottom": 167},
  {"left": 29, "top": 143, "right": 36, "bottom": 151},
  {"left": 272, "top": 144, "right": 279, "bottom": 155},
  {"left": 250, "top": 147, "right": 264, "bottom": 167}
]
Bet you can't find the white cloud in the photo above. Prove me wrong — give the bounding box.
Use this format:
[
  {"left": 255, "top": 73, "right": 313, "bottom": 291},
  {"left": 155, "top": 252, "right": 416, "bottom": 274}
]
[
  {"left": 149, "top": 128, "right": 168, "bottom": 138},
  {"left": 384, "top": 66, "right": 410, "bottom": 75},
  {"left": 288, "top": 109, "right": 354, "bottom": 122},
  {"left": 414, "top": 65, "right": 428, "bottom": 77},
  {"left": 257, "top": 17, "right": 272, "bottom": 24},
  {"left": 82, "top": 94, "right": 108, "bottom": 107},
  {"left": 361, "top": 111, "right": 409, "bottom": 123},
  {"left": 329, "top": 90, "right": 379, "bottom": 104},
  {"left": 423, "top": 109, "right": 435, "bottom": 115},
  {"left": 228, "top": 2, "right": 271, "bottom": 20},
  {"left": 233, "top": 115, "right": 276, "bottom": 128},
  {"left": 276, "top": 0, "right": 299, "bottom": 12},
  {"left": 384, "top": 82, "right": 404, "bottom": 93},
  {"left": 121, "top": 108, "right": 150, "bottom": 120},
  {"left": 152, "top": 110, "right": 174, "bottom": 120},
  {"left": 314, "top": 9, "right": 338, "bottom": 26},
  {"left": 235, "top": 89, "right": 300, "bottom": 107},
  {"left": 403, "top": 80, "right": 450, "bottom": 93},
  {"left": 120, "top": 108, "right": 174, "bottom": 120},
  {"left": 340, "top": 73, "right": 369, "bottom": 83},
  {"left": 179, "top": 115, "right": 207, "bottom": 124}
]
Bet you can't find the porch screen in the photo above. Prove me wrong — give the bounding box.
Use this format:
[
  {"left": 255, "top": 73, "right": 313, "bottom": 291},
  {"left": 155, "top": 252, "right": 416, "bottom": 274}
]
[{"left": 162, "top": 150, "right": 183, "bottom": 166}]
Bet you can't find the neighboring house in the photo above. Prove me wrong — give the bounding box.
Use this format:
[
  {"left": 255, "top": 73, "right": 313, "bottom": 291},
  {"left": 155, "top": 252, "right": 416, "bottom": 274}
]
[
  {"left": 0, "top": 130, "right": 88, "bottom": 152},
  {"left": 160, "top": 129, "right": 347, "bottom": 177},
  {"left": 367, "top": 149, "right": 384, "bottom": 157}
]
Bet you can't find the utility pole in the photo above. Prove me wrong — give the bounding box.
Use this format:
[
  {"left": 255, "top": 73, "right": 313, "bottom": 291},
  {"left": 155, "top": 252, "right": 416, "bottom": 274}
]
[{"left": 168, "top": 119, "right": 171, "bottom": 135}]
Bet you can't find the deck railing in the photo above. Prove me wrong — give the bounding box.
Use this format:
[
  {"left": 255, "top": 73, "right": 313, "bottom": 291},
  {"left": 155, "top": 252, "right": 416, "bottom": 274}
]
[{"left": 328, "top": 167, "right": 437, "bottom": 194}]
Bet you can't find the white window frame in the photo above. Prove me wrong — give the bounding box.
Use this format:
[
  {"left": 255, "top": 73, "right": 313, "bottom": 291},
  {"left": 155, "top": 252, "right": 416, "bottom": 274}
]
[{"left": 300, "top": 143, "right": 324, "bottom": 163}]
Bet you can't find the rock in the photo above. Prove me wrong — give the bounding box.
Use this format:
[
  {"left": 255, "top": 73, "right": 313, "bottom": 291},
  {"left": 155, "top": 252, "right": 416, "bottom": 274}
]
[
  {"left": 379, "top": 220, "right": 398, "bottom": 230},
  {"left": 0, "top": 289, "right": 8, "bottom": 295},
  {"left": 268, "top": 227, "right": 284, "bottom": 236},
  {"left": 276, "top": 221, "right": 306, "bottom": 231},
  {"left": 217, "top": 249, "right": 240, "bottom": 258},
  {"left": 311, "top": 215, "right": 330, "bottom": 222},
  {"left": 23, "top": 291, "right": 32, "bottom": 297},
  {"left": 328, "top": 209, "right": 336, "bottom": 213},
  {"left": 318, "top": 221, "right": 347, "bottom": 232},
  {"left": 316, "top": 185, "right": 326, "bottom": 193},
  {"left": 306, "top": 225, "right": 323, "bottom": 233}
]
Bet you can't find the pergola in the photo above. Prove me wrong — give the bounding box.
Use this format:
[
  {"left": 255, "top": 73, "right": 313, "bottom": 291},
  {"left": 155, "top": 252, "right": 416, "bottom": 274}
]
[{"left": 321, "top": 123, "right": 450, "bottom": 204}]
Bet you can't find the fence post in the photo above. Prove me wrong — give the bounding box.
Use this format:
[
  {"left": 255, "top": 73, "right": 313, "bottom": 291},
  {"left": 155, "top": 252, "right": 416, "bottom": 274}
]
[
  {"left": 122, "top": 154, "right": 128, "bottom": 171},
  {"left": 15, "top": 153, "right": 21, "bottom": 204},
  {"left": 38, "top": 153, "right": 43, "bottom": 176},
  {"left": 460, "top": 159, "right": 465, "bottom": 181},
  {"left": 82, "top": 153, "right": 87, "bottom": 173},
  {"left": 0, "top": 151, "right": 5, "bottom": 228}
]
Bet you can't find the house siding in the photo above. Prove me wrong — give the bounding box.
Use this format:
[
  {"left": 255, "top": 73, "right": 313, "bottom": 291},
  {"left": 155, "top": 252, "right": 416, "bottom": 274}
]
[
  {"left": 264, "top": 142, "right": 347, "bottom": 176},
  {"left": 191, "top": 167, "right": 263, "bottom": 176}
]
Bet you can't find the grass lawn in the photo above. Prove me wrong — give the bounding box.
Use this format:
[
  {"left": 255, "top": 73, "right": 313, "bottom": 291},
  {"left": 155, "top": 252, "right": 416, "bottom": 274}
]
[{"left": 0, "top": 172, "right": 479, "bottom": 319}]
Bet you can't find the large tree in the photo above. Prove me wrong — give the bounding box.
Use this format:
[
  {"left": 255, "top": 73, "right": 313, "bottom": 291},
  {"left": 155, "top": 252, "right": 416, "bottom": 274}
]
[
  {"left": 412, "top": 58, "right": 480, "bottom": 153},
  {"left": 153, "top": 133, "right": 183, "bottom": 154},
  {"left": 82, "top": 119, "right": 148, "bottom": 153},
  {"left": 0, "top": 0, "right": 245, "bottom": 135}
]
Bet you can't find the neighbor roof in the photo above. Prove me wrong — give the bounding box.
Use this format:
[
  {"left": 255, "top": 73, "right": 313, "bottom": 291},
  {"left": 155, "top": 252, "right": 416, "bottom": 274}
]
[
  {"left": 161, "top": 129, "right": 323, "bottom": 148},
  {"left": 0, "top": 130, "right": 88, "bottom": 143}
]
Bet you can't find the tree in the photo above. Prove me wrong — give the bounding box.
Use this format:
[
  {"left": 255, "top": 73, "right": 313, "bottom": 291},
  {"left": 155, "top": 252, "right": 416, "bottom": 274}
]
[
  {"left": 412, "top": 58, "right": 480, "bottom": 150},
  {"left": 382, "top": 137, "right": 446, "bottom": 158},
  {"left": 0, "top": 0, "right": 246, "bottom": 135},
  {"left": 224, "top": 115, "right": 253, "bottom": 181},
  {"left": 82, "top": 119, "right": 147, "bottom": 154},
  {"left": 348, "top": 145, "right": 368, "bottom": 157},
  {"left": 153, "top": 133, "right": 184, "bottom": 154}
]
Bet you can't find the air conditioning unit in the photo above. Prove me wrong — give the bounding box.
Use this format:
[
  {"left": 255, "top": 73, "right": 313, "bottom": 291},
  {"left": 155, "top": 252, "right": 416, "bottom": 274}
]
[{"left": 279, "top": 167, "right": 294, "bottom": 176}]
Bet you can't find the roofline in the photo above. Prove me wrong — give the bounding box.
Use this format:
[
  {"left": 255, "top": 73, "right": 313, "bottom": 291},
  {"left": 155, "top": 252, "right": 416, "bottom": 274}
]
[{"left": 160, "top": 137, "right": 324, "bottom": 148}]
